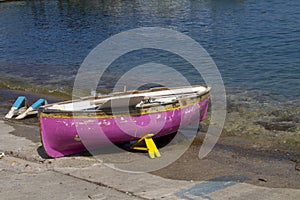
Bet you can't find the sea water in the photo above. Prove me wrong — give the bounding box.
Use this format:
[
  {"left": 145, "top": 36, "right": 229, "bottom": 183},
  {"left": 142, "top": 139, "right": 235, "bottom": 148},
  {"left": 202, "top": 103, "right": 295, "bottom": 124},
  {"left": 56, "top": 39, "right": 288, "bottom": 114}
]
[{"left": 0, "top": 0, "right": 299, "bottom": 101}]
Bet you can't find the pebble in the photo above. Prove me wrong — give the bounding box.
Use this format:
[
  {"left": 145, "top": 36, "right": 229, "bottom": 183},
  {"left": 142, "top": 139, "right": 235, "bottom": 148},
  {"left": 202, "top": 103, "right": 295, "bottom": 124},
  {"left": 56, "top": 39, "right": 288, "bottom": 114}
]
[{"left": 0, "top": 152, "right": 5, "bottom": 159}]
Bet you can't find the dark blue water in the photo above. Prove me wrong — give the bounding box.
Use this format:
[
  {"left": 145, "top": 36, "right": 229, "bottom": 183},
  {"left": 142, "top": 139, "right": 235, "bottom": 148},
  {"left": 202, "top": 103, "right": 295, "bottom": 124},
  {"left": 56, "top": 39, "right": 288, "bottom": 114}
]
[{"left": 0, "top": 0, "right": 299, "bottom": 100}]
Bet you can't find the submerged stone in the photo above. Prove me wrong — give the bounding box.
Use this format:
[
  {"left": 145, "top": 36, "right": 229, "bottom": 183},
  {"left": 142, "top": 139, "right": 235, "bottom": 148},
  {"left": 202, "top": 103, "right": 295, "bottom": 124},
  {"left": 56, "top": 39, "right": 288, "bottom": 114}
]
[
  {"left": 255, "top": 121, "right": 297, "bottom": 132},
  {"left": 290, "top": 113, "right": 300, "bottom": 123}
]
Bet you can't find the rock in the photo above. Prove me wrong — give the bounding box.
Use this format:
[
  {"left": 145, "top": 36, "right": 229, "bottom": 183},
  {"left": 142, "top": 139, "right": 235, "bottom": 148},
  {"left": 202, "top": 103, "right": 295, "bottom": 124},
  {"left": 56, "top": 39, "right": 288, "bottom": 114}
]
[
  {"left": 258, "top": 178, "right": 267, "bottom": 182},
  {"left": 272, "top": 111, "right": 300, "bottom": 123},
  {"left": 271, "top": 110, "right": 287, "bottom": 117},
  {"left": 289, "top": 156, "right": 299, "bottom": 163},
  {"left": 290, "top": 113, "right": 300, "bottom": 123},
  {"left": 0, "top": 152, "right": 4, "bottom": 159},
  {"left": 296, "top": 162, "right": 300, "bottom": 172},
  {"left": 255, "top": 121, "right": 296, "bottom": 132},
  {"left": 227, "top": 101, "right": 251, "bottom": 113}
]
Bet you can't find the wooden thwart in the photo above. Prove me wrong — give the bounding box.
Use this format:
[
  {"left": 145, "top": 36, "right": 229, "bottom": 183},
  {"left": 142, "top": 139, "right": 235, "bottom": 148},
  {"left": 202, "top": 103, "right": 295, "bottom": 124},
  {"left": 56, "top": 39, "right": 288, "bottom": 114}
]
[{"left": 130, "top": 134, "right": 161, "bottom": 159}]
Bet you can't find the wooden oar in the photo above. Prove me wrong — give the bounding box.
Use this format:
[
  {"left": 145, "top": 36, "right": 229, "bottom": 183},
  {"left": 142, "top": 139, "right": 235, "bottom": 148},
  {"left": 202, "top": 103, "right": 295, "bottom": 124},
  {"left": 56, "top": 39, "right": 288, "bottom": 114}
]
[
  {"left": 16, "top": 99, "right": 47, "bottom": 119},
  {"left": 5, "top": 96, "right": 28, "bottom": 119}
]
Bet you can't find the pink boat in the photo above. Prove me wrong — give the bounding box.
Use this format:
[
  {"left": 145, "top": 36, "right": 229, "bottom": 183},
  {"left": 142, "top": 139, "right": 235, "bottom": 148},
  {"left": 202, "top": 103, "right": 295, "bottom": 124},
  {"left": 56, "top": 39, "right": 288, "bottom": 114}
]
[{"left": 39, "top": 85, "right": 210, "bottom": 157}]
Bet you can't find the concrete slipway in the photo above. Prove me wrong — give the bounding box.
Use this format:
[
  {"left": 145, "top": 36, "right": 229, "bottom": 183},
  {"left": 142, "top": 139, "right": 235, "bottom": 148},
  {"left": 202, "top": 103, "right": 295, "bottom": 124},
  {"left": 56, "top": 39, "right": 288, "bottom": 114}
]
[{"left": 0, "top": 120, "right": 299, "bottom": 200}]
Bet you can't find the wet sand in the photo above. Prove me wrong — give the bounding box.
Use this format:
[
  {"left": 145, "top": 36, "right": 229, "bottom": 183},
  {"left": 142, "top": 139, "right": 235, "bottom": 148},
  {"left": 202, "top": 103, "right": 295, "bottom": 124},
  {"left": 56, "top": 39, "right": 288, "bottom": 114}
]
[{"left": 152, "top": 135, "right": 300, "bottom": 189}]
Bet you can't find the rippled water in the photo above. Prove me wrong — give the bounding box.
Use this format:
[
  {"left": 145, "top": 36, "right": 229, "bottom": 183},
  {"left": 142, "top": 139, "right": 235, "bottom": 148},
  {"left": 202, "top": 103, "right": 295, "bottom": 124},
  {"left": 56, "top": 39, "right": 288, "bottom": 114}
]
[{"left": 0, "top": 0, "right": 299, "bottom": 100}]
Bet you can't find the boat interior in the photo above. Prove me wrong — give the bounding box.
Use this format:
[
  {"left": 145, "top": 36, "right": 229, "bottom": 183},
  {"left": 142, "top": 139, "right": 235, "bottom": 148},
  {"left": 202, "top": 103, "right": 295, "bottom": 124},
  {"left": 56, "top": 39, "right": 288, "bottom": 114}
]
[{"left": 43, "top": 86, "right": 210, "bottom": 112}]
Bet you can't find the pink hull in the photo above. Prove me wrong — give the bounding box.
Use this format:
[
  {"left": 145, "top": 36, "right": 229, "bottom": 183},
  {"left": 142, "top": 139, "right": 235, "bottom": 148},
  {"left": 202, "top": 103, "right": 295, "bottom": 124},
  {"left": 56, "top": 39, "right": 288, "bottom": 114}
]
[{"left": 40, "top": 98, "right": 209, "bottom": 157}]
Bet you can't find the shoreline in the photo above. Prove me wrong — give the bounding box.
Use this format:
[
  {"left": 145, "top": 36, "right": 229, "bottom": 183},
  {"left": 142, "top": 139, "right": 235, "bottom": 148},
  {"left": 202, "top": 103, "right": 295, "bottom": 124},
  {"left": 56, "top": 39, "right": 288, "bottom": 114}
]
[
  {"left": 1, "top": 88, "right": 299, "bottom": 189},
  {"left": 1, "top": 87, "right": 299, "bottom": 147},
  {"left": 0, "top": 88, "right": 68, "bottom": 113}
]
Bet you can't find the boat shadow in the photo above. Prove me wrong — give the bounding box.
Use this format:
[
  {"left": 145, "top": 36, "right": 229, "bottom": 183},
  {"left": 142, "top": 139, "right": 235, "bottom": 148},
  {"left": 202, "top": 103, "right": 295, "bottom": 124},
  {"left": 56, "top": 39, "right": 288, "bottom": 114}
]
[{"left": 37, "top": 132, "right": 178, "bottom": 159}]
